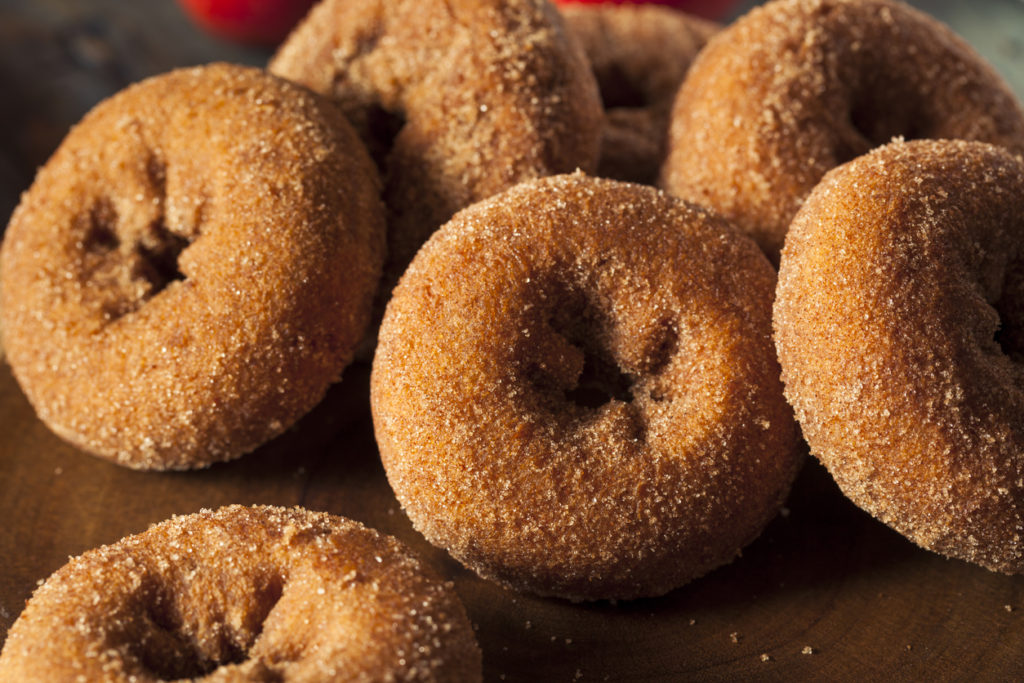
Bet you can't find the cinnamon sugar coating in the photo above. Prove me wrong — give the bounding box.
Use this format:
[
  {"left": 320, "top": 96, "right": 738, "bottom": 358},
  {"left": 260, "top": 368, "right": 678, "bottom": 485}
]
[
  {"left": 269, "top": 0, "right": 603, "bottom": 294},
  {"left": 774, "top": 139, "right": 1024, "bottom": 573},
  {"left": 0, "top": 505, "right": 482, "bottom": 682},
  {"left": 371, "top": 173, "right": 802, "bottom": 601},
  {"left": 562, "top": 4, "right": 718, "bottom": 185},
  {"left": 661, "top": 0, "right": 1024, "bottom": 265},
  {"left": 0, "top": 63, "right": 386, "bottom": 470}
]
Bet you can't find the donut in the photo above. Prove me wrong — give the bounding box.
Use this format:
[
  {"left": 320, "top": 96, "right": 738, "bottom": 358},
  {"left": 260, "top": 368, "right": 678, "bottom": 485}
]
[
  {"left": 269, "top": 0, "right": 603, "bottom": 293},
  {"left": 0, "top": 63, "right": 386, "bottom": 470},
  {"left": 660, "top": 0, "right": 1024, "bottom": 265},
  {"left": 774, "top": 139, "right": 1024, "bottom": 573},
  {"left": 0, "top": 505, "right": 482, "bottom": 681},
  {"left": 371, "top": 173, "right": 802, "bottom": 601},
  {"left": 561, "top": 3, "right": 718, "bottom": 185}
]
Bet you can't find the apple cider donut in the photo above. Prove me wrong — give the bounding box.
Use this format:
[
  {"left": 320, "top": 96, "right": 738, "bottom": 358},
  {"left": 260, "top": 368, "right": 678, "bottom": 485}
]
[
  {"left": 562, "top": 3, "right": 718, "bottom": 184},
  {"left": 0, "top": 505, "right": 482, "bottom": 681},
  {"left": 0, "top": 63, "right": 386, "bottom": 470},
  {"left": 270, "top": 0, "right": 603, "bottom": 291},
  {"left": 661, "top": 0, "right": 1024, "bottom": 264},
  {"left": 774, "top": 139, "right": 1024, "bottom": 574},
  {"left": 371, "top": 173, "right": 802, "bottom": 601}
]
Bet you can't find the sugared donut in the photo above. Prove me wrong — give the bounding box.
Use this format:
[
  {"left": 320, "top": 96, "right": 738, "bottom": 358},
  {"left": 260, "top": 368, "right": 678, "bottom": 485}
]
[
  {"left": 270, "top": 0, "right": 603, "bottom": 291},
  {"left": 661, "top": 0, "right": 1024, "bottom": 264},
  {"left": 774, "top": 139, "right": 1024, "bottom": 573},
  {"left": 0, "top": 63, "right": 386, "bottom": 470},
  {"left": 562, "top": 4, "right": 718, "bottom": 185},
  {"left": 371, "top": 173, "right": 802, "bottom": 601},
  {"left": 0, "top": 505, "right": 482, "bottom": 681}
]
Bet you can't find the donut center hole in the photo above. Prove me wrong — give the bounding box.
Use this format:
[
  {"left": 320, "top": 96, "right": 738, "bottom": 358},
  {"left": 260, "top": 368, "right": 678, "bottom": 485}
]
[
  {"left": 839, "top": 83, "right": 925, "bottom": 164},
  {"left": 132, "top": 220, "right": 189, "bottom": 295},
  {"left": 994, "top": 260, "right": 1024, "bottom": 362},
  {"left": 136, "top": 574, "right": 283, "bottom": 680},
  {"left": 365, "top": 103, "right": 407, "bottom": 173},
  {"left": 545, "top": 295, "right": 635, "bottom": 408},
  {"left": 565, "top": 338, "right": 634, "bottom": 408},
  {"left": 84, "top": 202, "right": 121, "bottom": 253},
  {"left": 595, "top": 63, "right": 648, "bottom": 110}
]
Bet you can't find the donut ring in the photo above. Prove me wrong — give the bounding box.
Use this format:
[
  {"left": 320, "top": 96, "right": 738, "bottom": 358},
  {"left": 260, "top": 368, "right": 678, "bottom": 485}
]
[
  {"left": 371, "top": 173, "right": 802, "bottom": 600},
  {"left": 661, "top": 0, "right": 1024, "bottom": 264},
  {"left": 774, "top": 139, "right": 1024, "bottom": 573},
  {"left": 562, "top": 4, "right": 718, "bottom": 185},
  {"left": 0, "top": 505, "right": 482, "bottom": 681},
  {"left": 0, "top": 64, "right": 386, "bottom": 470},
  {"left": 270, "top": 0, "right": 603, "bottom": 289}
]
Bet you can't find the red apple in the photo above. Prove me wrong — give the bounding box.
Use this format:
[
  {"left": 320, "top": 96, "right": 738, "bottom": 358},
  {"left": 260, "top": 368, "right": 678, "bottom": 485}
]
[
  {"left": 178, "top": 0, "right": 316, "bottom": 46},
  {"left": 553, "top": 0, "right": 739, "bottom": 21}
]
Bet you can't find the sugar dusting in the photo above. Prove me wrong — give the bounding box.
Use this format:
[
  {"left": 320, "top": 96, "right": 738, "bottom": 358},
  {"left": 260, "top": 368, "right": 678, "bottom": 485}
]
[
  {"left": 0, "top": 505, "right": 481, "bottom": 680},
  {"left": 371, "top": 173, "right": 802, "bottom": 601},
  {"left": 774, "top": 139, "right": 1024, "bottom": 573},
  {"left": 270, "top": 0, "right": 604, "bottom": 299},
  {"left": 661, "top": 0, "right": 1024, "bottom": 265},
  {"left": 0, "top": 63, "right": 387, "bottom": 470}
]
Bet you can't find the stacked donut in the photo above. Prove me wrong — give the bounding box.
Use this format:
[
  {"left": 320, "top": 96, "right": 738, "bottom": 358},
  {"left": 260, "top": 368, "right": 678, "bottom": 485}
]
[
  {"left": 1, "top": 0, "right": 607, "bottom": 676},
  {"left": 3, "top": 0, "right": 1024, "bottom": 678},
  {"left": 658, "top": 0, "right": 1024, "bottom": 574}
]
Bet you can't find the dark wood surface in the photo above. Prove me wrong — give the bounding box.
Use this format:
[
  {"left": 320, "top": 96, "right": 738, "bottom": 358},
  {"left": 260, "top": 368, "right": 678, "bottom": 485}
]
[{"left": 2, "top": 1, "right": 1024, "bottom": 680}]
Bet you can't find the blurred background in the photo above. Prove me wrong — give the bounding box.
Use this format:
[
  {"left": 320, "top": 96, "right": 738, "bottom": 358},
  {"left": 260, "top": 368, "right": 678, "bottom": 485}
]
[{"left": 1, "top": 0, "right": 1022, "bottom": 228}]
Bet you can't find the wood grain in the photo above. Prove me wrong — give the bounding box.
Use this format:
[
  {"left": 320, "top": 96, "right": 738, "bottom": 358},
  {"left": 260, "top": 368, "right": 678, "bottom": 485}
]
[{"left": 2, "top": 1, "right": 1024, "bottom": 680}]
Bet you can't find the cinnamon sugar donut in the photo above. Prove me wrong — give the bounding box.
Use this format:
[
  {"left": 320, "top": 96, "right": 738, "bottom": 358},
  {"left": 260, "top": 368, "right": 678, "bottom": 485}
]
[
  {"left": 774, "top": 139, "right": 1024, "bottom": 573},
  {"left": 661, "top": 0, "right": 1024, "bottom": 264},
  {"left": 270, "top": 0, "right": 603, "bottom": 291},
  {"left": 371, "top": 173, "right": 802, "bottom": 600},
  {"left": 0, "top": 63, "right": 386, "bottom": 470},
  {"left": 562, "top": 4, "right": 718, "bottom": 184},
  {"left": 0, "top": 505, "right": 482, "bottom": 681}
]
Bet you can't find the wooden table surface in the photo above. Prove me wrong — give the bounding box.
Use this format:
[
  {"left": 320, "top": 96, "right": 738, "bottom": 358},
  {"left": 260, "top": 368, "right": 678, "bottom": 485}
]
[{"left": 2, "top": 1, "right": 1024, "bottom": 680}]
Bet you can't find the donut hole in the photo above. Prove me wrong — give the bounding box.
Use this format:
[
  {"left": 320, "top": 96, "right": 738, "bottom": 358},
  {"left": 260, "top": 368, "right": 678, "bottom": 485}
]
[
  {"left": 83, "top": 200, "right": 120, "bottom": 254},
  {"left": 994, "top": 260, "right": 1024, "bottom": 362},
  {"left": 594, "top": 63, "right": 648, "bottom": 110},
  {"left": 78, "top": 195, "right": 193, "bottom": 320},
  {"left": 132, "top": 572, "right": 284, "bottom": 680},
  {"left": 564, "top": 336, "right": 634, "bottom": 409},
  {"left": 364, "top": 103, "right": 407, "bottom": 174},
  {"left": 533, "top": 288, "right": 636, "bottom": 410},
  {"left": 838, "top": 78, "right": 927, "bottom": 164},
  {"left": 131, "top": 220, "right": 189, "bottom": 296}
]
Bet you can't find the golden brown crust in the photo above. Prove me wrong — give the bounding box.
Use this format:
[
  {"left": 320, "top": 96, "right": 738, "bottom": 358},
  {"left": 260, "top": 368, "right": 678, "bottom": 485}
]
[
  {"left": 371, "top": 173, "right": 802, "bottom": 601},
  {"left": 0, "top": 505, "right": 482, "bottom": 682},
  {"left": 774, "top": 139, "right": 1024, "bottom": 573},
  {"left": 562, "top": 4, "right": 718, "bottom": 185},
  {"left": 269, "top": 0, "right": 603, "bottom": 291},
  {"left": 661, "top": 0, "right": 1024, "bottom": 265},
  {"left": 0, "top": 63, "right": 386, "bottom": 470}
]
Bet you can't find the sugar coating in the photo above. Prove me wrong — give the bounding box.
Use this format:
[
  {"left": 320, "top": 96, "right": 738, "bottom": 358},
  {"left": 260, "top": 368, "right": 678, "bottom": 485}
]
[
  {"left": 371, "top": 173, "right": 802, "bottom": 601},
  {"left": 661, "top": 0, "right": 1024, "bottom": 265},
  {"left": 0, "top": 63, "right": 386, "bottom": 470},
  {"left": 0, "top": 505, "right": 482, "bottom": 682},
  {"left": 774, "top": 139, "right": 1024, "bottom": 573},
  {"left": 270, "top": 0, "right": 603, "bottom": 294},
  {"left": 561, "top": 4, "right": 718, "bottom": 186}
]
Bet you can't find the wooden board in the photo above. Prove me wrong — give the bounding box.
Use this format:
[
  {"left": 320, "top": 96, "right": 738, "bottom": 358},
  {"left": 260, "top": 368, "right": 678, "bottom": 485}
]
[
  {"left": 2, "top": 1, "right": 1024, "bottom": 680},
  {"left": 3, "top": 361, "right": 1024, "bottom": 680}
]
